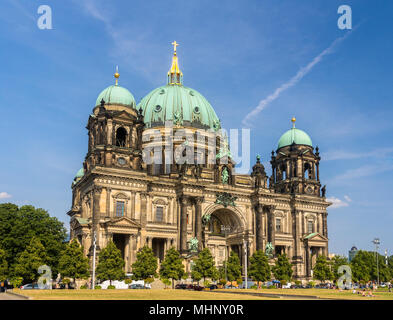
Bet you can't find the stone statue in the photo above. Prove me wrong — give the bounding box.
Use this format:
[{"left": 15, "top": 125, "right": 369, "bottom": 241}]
[
  {"left": 202, "top": 213, "right": 211, "bottom": 225},
  {"left": 188, "top": 237, "right": 199, "bottom": 253},
  {"left": 265, "top": 242, "right": 274, "bottom": 258},
  {"left": 321, "top": 185, "right": 326, "bottom": 197},
  {"left": 221, "top": 167, "right": 229, "bottom": 184},
  {"left": 173, "top": 111, "right": 183, "bottom": 126}
]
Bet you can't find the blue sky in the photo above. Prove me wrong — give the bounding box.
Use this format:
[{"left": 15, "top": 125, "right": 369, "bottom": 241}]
[{"left": 1, "top": 0, "right": 392, "bottom": 256}]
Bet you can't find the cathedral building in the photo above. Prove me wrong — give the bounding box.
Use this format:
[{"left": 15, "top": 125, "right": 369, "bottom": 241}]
[{"left": 67, "top": 42, "right": 331, "bottom": 280}]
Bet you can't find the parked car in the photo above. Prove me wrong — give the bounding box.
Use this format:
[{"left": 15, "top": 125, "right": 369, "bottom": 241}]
[
  {"left": 20, "top": 283, "right": 40, "bottom": 290},
  {"left": 175, "top": 284, "right": 188, "bottom": 289},
  {"left": 130, "top": 283, "right": 145, "bottom": 289},
  {"left": 192, "top": 285, "right": 204, "bottom": 291},
  {"left": 209, "top": 284, "right": 218, "bottom": 290}
]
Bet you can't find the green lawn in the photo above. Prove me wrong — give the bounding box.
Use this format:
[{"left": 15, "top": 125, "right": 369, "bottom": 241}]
[
  {"left": 11, "top": 288, "right": 276, "bottom": 300},
  {"left": 12, "top": 288, "right": 393, "bottom": 300}
]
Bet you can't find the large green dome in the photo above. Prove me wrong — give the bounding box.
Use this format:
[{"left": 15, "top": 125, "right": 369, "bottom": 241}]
[
  {"left": 95, "top": 85, "right": 136, "bottom": 108},
  {"left": 138, "top": 84, "right": 221, "bottom": 130},
  {"left": 277, "top": 124, "right": 313, "bottom": 149}
]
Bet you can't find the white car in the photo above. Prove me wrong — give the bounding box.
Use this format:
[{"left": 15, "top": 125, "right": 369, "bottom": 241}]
[
  {"left": 282, "top": 283, "right": 292, "bottom": 289},
  {"left": 98, "top": 279, "right": 151, "bottom": 289}
]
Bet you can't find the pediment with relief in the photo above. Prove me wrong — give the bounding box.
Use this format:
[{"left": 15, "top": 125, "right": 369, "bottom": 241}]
[
  {"left": 103, "top": 216, "right": 141, "bottom": 229},
  {"left": 302, "top": 232, "right": 328, "bottom": 242}
]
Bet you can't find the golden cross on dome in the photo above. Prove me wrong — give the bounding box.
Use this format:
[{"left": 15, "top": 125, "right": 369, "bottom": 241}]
[{"left": 172, "top": 41, "right": 179, "bottom": 53}]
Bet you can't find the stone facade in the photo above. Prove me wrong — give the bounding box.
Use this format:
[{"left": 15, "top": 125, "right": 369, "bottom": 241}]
[{"left": 67, "top": 99, "right": 330, "bottom": 281}]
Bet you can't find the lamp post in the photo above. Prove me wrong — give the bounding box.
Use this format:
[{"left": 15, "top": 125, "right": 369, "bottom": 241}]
[
  {"left": 243, "top": 239, "right": 248, "bottom": 290},
  {"left": 372, "top": 238, "right": 380, "bottom": 285},
  {"left": 221, "top": 225, "right": 231, "bottom": 282},
  {"left": 385, "top": 249, "right": 388, "bottom": 266},
  {"left": 91, "top": 232, "right": 97, "bottom": 290}
]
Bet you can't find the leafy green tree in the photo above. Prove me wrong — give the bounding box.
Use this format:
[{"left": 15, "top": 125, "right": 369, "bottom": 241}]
[
  {"left": 131, "top": 246, "right": 158, "bottom": 285},
  {"left": 13, "top": 237, "right": 47, "bottom": 284},
  {"left": 0, "top": 203, "right": 66, "bottom": 277},
  {"left": 192, "top": 248, "right": 217, "bottom": 283},
  {"left": 58, "top": 239, "right": 90, "bottom": 287},
  {"left": 330, "top": 255, "right": 348, "bottom": 281},
  {"left": 227, "top": 251, "right": 242, "bottom": 287},
  {"left": 349, "top": 250, "right": 391, "bottom": 283},
  {"left": 272, "top": 254, "right": 293, "bottom": 282},
  {"left": 0, "top": 248, "right": 8, "bottom": 281},
  {"left": 191, "top": 269, "right": 202, "bottom": 284},
  {"left": 159, "top": 247, "right": 185, "bottom": 289},
  {"left": 313, "top": 255, "right": 333, "bottom": 283},
  {"left": 96, "top": 241, "right": 125, "bottom": 285},
  {"left": 248, "top": 250, "right": 271, "bottom": 287}
]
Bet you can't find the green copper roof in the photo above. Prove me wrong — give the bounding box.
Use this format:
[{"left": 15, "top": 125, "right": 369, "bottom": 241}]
[
  {"left": 277, "top": 127, "right": 313, "bottom": 149},
  {"left": 137, "top": 85, "right": 221, "bottom": 130},
  {"left": 75, "top": 168, "right": 84, "bottom": 178},
  {"left": 95, "top": 85, "right": 136, "bottom": 108},
  {"left": 304, "top": 232, "right": 318, "bottom": 239}
]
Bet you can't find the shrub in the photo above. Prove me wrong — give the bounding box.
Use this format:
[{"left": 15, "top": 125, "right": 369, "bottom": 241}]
[
  {"left": 219, "top": 279, "right": 227, "bottom": 286},
  {"left": 203, "top": 280, "right": 210, "bottom": 287},
  {"left": 250, "top": 285, "right": 258, "bottom": 289},
  {"left": 107, "top": 285, "right": 116, "bottom": 289},
  {"left": 280, "top": 280, "right": 287, "bottom": 286},
  {"left": 94, "top": 285, "right": 101, "bottom": 289},
  {"left": 145, "top": 277, "right": 154, "bottom": 285},
  {"left": 309, "top": 281, "right": 316, "bottom": 288},
  {"left": 125, "top": 279, "right": 132, "bottom": 284},
  {"left": 268, "top": 285, "right": 275, "bottom": 289},
  {"left": 80, "top": 285, "right": 88, "bottom": 289},
  {"left": 294, "top": 280, "right": 301, "bottom": 286}
]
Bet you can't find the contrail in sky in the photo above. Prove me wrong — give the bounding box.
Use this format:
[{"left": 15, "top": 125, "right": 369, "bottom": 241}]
[{"left": 242, "top": 31, "right": 354, "bottom": 127}]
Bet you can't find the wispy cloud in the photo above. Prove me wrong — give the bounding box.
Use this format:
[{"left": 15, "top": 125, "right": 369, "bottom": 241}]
[
  {"left": 242, "top": 31, "right": 354, "bottom": 127},
  {"left": 0, "top": 192, "right": 12, "bottom": 199},
  {"left": 327, "top": 195, "right": 351, "bottom": 209},
  {"left": 330, "top": 163, "right": 393, "bottom": 183},
  {"left": 323, "top": 147, "right": 393, "bottom": 161}
]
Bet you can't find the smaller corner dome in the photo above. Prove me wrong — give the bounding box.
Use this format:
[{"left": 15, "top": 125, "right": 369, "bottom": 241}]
[
  {"left": 277, "top": 128, "right": 313, "bottom": 150},
  {"left": 75, "top": 168, "right": 84, "bottom": 179},
  {"left": 95, "top": 85, "right": 136, "bottom": 108}
]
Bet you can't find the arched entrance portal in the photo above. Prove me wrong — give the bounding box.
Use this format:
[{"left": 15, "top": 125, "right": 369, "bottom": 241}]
[{"left": 204, "top": 208, "right": 245, "bottom": 267}]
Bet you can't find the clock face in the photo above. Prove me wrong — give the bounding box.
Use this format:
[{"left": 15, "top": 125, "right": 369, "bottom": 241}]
[
  {"left": 306, "top": 186, "right": 314, "bottom": 194},
  {"left": 117, "top": 157, "right": 126, "bottom": 165}
]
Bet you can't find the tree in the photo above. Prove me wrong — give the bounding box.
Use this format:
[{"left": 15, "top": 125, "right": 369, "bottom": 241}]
[
  {"left": 0, "top": 203, "right": 66, "bottom": 277},
  {"left": 350, "top": 250, "right": 391, "bottom": 283},
  {"left": 330, "top": 255, "right": 348, "bottom": 282},
  {"left": 226, "top": 251, "right": 242, "bottom": 287},
  {"left": 58, "top": 239, "right": 90, "bottom": 287},
  {"left": 272, "top": 254, "right": 293, "bottom": 282},
  {"left": 313, "top": 255, "right": 333, "bottom": 283},
  {"left": 191, "top": 269, "right": 202, "bottom": 284},
  {"left": 131, "top": 246, "right": 158, "bottom": 285},
  {"left": 96, "top": 241, "right": 125, "bottom": 285},
  {"left": 13, "top": 237, "right": 47, "bottom": 284},
  {"left": 0, "top": 248, "right": 8, "bottom": 281},
  {"left": 248, "top": 250, "right": 271, "bottom": 287},
  {"left": 192, "top": 248, "right": 217, "bottom": 283},
  {"left": 159, "top": 247, "right": 185, "bottom": 289}
]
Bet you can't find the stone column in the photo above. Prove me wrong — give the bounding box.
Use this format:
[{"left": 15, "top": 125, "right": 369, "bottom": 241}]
[
  {"left": 179, "top": 196, "right": 189, "bottom": 253},
  {"left": 255, "top": 204, "right": 264, "bottom": 251},
  {"left": 194, "top": 197, "right": 204, "bottom": 250},
  {"left": 106, "top": 187, "right": 111, "bottom": 217},
  {"left": 266, "top": 205, "right": 275, "bottom": 248},
  {"left": 131, "top": 192, "right": 135, "bottom": 220},
  {"left": 140, "top": 193, "right": 147, "bottom": 227},
  {"left": 125, "top": 235, "right": 130, "bottom": 272}
]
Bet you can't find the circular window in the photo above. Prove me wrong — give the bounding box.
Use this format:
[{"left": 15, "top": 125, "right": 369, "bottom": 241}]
[
  {"left": 117, "top": 157, "right": 126, "bottom": 165},
  {"left": 154, "top": 105, "right": 162, "bottom": 112},
  {"left": 159, "top": 89, "right": 165, "bottom": 95},
  {"left": 189, "top": 90, "right": 194, "bottom": 96},
  {"left": 194, "top": 106, "right": 200, "bottom": 114}
]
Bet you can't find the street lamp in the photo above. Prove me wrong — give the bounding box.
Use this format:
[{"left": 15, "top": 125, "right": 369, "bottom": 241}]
[
  {"left": 91, "top": 232, "right": 97, "bottom": 290},
  {"left": 221, "top": 225, "right": 231, "bottom": 282},
  {"left": 372, "top": 238, "right": 380, "bottom": 285},
  {"left": 243, "top": 239, "right": 248, "bottom": 290}
]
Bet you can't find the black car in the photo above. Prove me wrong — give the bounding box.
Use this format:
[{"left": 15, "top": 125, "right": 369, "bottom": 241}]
[
  {"left": 209, "top": 284, "right": 218, "bottom": 290},
  {"left": 175, "top": 284, "right": 188, "bottom": 289}
]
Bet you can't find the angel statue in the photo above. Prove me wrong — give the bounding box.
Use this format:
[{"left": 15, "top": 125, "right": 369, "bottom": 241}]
[{"left": 265, "top": 242, "right": 274, "bottom": 258}]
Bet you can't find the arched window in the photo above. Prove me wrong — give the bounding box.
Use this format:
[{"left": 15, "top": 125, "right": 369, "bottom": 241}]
[
  {"left": 307, "top": 220, "right": 314, "bottom": 233},
  {"left": 304, "top": 162, "right": 314, "bottom": 179},
  {"left": 116, "top": 127, "right": 127, "bottom": 147}
]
